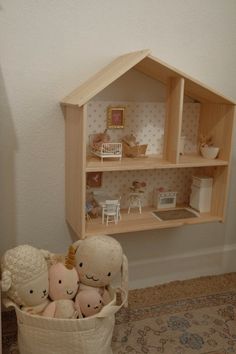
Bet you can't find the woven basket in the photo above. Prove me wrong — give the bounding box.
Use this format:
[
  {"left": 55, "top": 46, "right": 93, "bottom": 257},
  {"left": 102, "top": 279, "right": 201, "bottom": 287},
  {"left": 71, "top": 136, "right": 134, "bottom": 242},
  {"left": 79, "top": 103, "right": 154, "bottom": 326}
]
[
  {"left": 122, "top": 142, "right": 147, "bottom": 158},
  {"left": 4, "top": 287, "right": 126, "bottom": 354},
  {"left": 2, "top": 248, "right": 127, "bottom": 354}
]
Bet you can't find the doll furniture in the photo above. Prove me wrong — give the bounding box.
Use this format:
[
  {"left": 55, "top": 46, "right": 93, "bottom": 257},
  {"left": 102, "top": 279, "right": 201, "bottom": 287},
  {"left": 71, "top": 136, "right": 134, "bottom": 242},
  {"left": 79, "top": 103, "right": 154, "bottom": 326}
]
[
  {"left": 154, "top": 190, "right": 177, "bottom": 209},
  {"left": 122, "top": 134, "right": 147, "bottom": 158},
  {"left": 128, "top": 193, "right": 142, "bottom": 214},
  {"left": 90, "top": 134, "right": 122, "bottom": 162},
  {"left": 102, "top": 200, "right": 120, "bottom": 225},
  {"left": 90, "top": 141, "right": 122, "bottom": 161},
  {"left": 61, "top": 49, "right": 235, "bottom": 238},
  {"left": 190, "top": 176, "right": 213, "bottom": 212}
]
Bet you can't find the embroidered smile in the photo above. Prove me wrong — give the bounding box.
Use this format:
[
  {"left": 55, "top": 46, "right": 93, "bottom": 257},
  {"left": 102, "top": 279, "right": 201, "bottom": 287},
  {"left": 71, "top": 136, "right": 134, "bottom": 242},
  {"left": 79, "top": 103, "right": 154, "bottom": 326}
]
[
  {"left": 85, "top": 275, "right": 99, "bottom": 281},
  {"left": 66, "top": 290, "right": 74, "bottom": 295}
]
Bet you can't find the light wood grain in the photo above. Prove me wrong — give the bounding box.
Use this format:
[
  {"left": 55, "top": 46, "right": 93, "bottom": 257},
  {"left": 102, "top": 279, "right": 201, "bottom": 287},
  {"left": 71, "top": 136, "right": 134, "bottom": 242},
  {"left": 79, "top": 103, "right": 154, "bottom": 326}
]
[
  {"left": 134, "top": 55, "right": 235, "bottom": 104},
  {"left": 86, "top": 154, "right": 228, "bottom": 172},
  {"left": 210, "top": 166, "right": 229, "bottom": 219},
  {"left": 85, "top": 206, "right": 222, "bottom": 236},
  {"left": 61, "top": 49, "right": 150, "bottom": 107},
  {"left": 199, "top": 103, "right": 235, "bottom": 161},
  {"left": 61, "top": 50, "right": 235, "bottom": 107},
  {"left": 164, "top": 77, "right": 184, "bottom": 163},
  {"left": 62, "top": 50, "right": 235, "bottom": 238},
  {"left": 64, "top": 105, "right": 87, "bottom": 238},
  {"left": 198, "top": 104, "right": 235, "bottom": 220}
]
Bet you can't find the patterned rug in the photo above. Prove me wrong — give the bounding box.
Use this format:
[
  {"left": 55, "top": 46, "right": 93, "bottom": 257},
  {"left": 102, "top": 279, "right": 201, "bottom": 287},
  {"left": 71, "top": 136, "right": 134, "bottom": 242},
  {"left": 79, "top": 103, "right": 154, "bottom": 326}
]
[
  {"left": 112, "top": 273, "right": 236, "bottom": 354},
  {"left": 2, "top": 273, "right": 236, "bottom": 354}
]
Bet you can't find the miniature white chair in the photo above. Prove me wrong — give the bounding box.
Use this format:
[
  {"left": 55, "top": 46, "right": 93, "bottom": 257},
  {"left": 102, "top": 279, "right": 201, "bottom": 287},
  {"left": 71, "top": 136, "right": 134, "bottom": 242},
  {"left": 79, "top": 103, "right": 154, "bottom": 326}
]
[
  {"left": 103, "top": 200, "right": 120, "bottom": 225},
  {"left": 128, "top": 192, "right": 142, "bottom": 214}
]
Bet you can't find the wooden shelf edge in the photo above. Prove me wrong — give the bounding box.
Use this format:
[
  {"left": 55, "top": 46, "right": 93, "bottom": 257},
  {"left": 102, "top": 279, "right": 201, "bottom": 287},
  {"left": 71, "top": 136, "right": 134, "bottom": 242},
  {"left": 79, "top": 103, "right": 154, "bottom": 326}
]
[
  {"left": 86, "top": 154, "right": 228, "bottom": 172},
  {"left": 85, "top": 208, "right": 223, "bottom": 236}
]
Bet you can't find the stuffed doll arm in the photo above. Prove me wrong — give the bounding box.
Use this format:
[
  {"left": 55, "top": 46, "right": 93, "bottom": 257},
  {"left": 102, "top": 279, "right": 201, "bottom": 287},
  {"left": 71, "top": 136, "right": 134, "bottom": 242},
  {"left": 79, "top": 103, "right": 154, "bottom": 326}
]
[
  {"left": 42, "top": 301, "right": 56, "bottom": 318},
  {"left": 22, "top": 299, "right": 50, "bottom": 315},
  {"left": 42, "top": 300, "right": 77, "bottom": 319}
]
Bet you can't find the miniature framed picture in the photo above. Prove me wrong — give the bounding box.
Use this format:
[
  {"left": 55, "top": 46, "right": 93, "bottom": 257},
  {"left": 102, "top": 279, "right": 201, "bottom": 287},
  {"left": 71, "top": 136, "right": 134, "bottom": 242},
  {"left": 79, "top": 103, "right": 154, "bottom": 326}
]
[
  {"left": 107, "top": 106, "right": 125, "bottom": 129},
  {"left": 86, "top": 172, "right": 103, "bottom": 188}
]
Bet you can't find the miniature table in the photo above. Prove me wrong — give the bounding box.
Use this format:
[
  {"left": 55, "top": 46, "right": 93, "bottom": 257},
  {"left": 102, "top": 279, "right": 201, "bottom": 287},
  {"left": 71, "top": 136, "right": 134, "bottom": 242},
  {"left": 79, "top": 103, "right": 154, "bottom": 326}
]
[{"left": 93, "top": 193, "right": 121, "bottom": 224}]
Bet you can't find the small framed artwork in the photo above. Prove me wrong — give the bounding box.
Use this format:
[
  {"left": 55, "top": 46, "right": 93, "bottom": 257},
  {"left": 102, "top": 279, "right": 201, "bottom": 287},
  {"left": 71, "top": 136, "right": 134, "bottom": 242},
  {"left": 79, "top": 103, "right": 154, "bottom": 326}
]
[
  {"left": 86, "top": 172, "right": 103, "bottom": 188},
  {"left": 107, "top": 106, "right": 125, "bottom": 129}
]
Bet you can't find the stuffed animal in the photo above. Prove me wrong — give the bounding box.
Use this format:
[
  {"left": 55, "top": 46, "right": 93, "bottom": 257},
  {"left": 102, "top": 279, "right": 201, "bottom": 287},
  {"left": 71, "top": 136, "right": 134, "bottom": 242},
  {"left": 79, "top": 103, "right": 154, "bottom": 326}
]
[
  {"left": 122, "top": 134, "right": 139, "bottom": 147},
  {"left": 0, "top": 245, "right": 50, "bottom": 314},
  {"left": 73, "top": 235, "right": 128, "bottom": 306},
  {"left": 42, "top": 245, "right": 79, "bottom": 319},
  {"left": 92, "top": 129, "right": 110, "bottom": 148},
  {"left": 85, "top": 189, "right": 100, "bottom": 218},
  {"left": 75, "top": 289, "right": 104, "bottom": 318}
]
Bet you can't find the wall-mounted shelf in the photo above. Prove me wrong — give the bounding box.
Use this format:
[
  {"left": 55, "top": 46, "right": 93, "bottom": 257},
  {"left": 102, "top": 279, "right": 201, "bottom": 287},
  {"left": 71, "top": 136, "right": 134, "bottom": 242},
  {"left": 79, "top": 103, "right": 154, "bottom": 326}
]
[
  {"left": 61, "top": 49, "right": 235, "bottom": 239},
  {"left": 85, "top": 206, "right": 222, "bottom": 237},
  {"left": 86, "top": 154, "right": 228, "bottom": 173}
]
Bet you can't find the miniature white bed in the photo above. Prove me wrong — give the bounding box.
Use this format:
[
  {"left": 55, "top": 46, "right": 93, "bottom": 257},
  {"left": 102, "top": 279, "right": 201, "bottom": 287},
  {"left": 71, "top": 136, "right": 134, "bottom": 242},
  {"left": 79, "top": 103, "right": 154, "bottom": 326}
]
[{"left": 90, "top": 135, "right": 122, "bottom": 162}]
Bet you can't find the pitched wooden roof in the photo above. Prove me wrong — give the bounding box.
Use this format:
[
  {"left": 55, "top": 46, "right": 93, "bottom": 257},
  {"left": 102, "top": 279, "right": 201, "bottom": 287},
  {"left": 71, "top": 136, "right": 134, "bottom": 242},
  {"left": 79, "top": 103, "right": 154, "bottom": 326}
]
[
  {"left": 61, "top": 49, "right": 150, "bottom": 107},
  {"left": 61, "top": 49, "right": 235, "bottom": 107}
]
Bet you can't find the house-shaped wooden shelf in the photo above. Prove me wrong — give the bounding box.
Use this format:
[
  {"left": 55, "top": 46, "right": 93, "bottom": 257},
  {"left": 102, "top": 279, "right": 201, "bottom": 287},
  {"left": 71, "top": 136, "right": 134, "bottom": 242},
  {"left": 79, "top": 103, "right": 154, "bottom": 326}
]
[{"left": 61, "top": 49, "right": 235, "bottom": 239}]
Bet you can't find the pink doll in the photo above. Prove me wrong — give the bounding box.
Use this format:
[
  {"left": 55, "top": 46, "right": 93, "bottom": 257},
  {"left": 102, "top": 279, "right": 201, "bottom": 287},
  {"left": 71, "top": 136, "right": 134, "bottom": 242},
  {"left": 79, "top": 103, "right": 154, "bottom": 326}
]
[
  {"left": 1, "top": 245, "right": 50, "bottom": 315},
  {"left": 73, "top": 235, "right": 128, "bottom": 306},
  {"left": 75, "top": 289, "right": 104, "bottom": 318},
  {"left": 42, "top": 245, "right": 79, "bottom": 319}
]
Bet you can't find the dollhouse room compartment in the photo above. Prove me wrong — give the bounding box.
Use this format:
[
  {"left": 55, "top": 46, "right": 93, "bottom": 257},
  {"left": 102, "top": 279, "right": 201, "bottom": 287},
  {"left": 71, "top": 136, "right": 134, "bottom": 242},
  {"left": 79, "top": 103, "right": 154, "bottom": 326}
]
[{"left": 85, "top": 165, "right": 227, "bottom": 236}]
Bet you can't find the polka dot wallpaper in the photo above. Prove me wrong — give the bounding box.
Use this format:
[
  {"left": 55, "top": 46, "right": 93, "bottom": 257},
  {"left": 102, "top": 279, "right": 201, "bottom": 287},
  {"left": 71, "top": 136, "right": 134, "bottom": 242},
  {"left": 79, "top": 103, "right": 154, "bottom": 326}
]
[{"left": 87, "top": 101, "right": 201, "bottom": 208}]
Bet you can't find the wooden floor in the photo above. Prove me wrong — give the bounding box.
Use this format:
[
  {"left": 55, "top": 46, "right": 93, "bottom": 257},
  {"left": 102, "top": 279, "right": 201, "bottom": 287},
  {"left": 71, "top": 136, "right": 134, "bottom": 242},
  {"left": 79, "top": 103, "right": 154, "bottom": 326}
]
[
  {"left": 85, "top": 206, "right": 221, "bottom": 236},
  {"left": 86, "top": 154, "right": 228, "bottom": 172}
]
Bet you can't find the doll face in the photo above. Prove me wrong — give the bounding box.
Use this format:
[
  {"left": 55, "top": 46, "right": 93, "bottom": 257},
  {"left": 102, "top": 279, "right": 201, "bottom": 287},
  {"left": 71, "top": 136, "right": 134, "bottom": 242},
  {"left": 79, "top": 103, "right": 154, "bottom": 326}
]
[
  {"left": 75, "top": 237, "right": 123, "bottom": 287},
  {"left": 75, "top": 290, "right": 103, "bottom": 317},
  {"left": 49, "top": 263, "right": 79, "bottom": 301},
  {"left": 17, "top": 272, "right": 49, "bottom": 307}
]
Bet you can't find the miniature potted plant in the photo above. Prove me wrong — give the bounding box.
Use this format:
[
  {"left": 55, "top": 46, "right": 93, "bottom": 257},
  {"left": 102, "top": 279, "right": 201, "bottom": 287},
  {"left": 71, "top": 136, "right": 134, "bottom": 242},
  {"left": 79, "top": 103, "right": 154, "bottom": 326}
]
[{"left": 199, "top": 134, "right": 219, "bottom": 159}]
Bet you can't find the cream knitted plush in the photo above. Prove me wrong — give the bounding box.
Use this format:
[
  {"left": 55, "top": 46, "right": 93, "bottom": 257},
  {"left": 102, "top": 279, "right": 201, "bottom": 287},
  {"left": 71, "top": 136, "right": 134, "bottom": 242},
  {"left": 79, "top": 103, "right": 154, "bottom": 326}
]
[
  {"left": 1, "top": 244, "right": 50, "bottom": 314},
  {"left": 73, "top": 235, "right": 128, "bottom": 306}
]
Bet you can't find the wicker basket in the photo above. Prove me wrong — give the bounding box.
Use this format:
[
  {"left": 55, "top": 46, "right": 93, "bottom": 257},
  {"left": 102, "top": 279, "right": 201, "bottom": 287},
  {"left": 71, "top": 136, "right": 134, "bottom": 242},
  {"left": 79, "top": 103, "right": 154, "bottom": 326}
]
[{"left": 122, "top": 141, "right": 148, "bottom": 158}]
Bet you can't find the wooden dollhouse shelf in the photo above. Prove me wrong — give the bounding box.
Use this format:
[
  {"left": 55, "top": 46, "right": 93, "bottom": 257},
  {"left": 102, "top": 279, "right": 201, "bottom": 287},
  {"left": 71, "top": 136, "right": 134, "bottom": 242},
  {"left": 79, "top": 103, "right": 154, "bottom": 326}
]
[
  {"left": 61, "top": 49, "right": 235, "bottom": 238},
  {"left": 178, "top": 154, "right": 228, "bottom": 167},
  {"left": 85, "top": 206, "right": 222, "bottom": 236},
  {"left": 86, "top": 154, "right": 228, "bottom": 172}
]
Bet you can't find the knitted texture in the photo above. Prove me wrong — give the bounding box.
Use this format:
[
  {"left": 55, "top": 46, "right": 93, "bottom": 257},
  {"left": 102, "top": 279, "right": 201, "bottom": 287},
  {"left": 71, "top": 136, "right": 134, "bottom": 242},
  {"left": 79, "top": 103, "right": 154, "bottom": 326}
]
[{"left": 1, "top": 245, "right": 48, "bottom": 305}]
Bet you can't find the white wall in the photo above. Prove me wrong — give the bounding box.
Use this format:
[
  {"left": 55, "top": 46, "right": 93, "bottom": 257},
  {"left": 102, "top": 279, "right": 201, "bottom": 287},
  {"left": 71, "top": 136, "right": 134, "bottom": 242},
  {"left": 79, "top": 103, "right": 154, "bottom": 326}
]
[{"left": 0, "top": 0, "right": 236, "bottom": 288}]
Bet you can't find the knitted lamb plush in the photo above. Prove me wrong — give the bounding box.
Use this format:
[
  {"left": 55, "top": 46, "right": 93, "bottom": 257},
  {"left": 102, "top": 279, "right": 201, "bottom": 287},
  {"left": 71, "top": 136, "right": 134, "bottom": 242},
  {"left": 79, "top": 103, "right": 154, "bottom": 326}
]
[
  {"left": 1, "top": 244, "right": 50, "bottom": 314},
  {"left": 42, "top": 245, "right": 79, "bottom": 319},
  {"left": 73, "top": 235, "right": 128, "bottom": 305}
]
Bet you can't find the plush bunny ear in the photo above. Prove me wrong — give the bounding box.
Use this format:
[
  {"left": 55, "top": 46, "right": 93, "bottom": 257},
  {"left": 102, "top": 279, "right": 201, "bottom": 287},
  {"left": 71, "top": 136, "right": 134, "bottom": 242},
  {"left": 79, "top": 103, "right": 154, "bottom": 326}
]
[
  {"left": 121, "top": 254, "right": 128, "bottom": 307},
  {"left": 1, "top": 270, "right": 12, "bottom": 292},
  {"left": 72, "top": 240, "right": 83, "bottom": 252}
]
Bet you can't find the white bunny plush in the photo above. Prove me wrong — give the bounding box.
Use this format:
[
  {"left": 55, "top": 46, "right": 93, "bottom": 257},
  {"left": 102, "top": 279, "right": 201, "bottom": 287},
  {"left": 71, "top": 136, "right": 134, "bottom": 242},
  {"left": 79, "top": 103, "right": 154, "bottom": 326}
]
[
  {"left": 1, "top": 244, "right": 50, "bottom": 315},
  {"left": 73, "top": 235, "right": 128, "bottom": 306}
]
